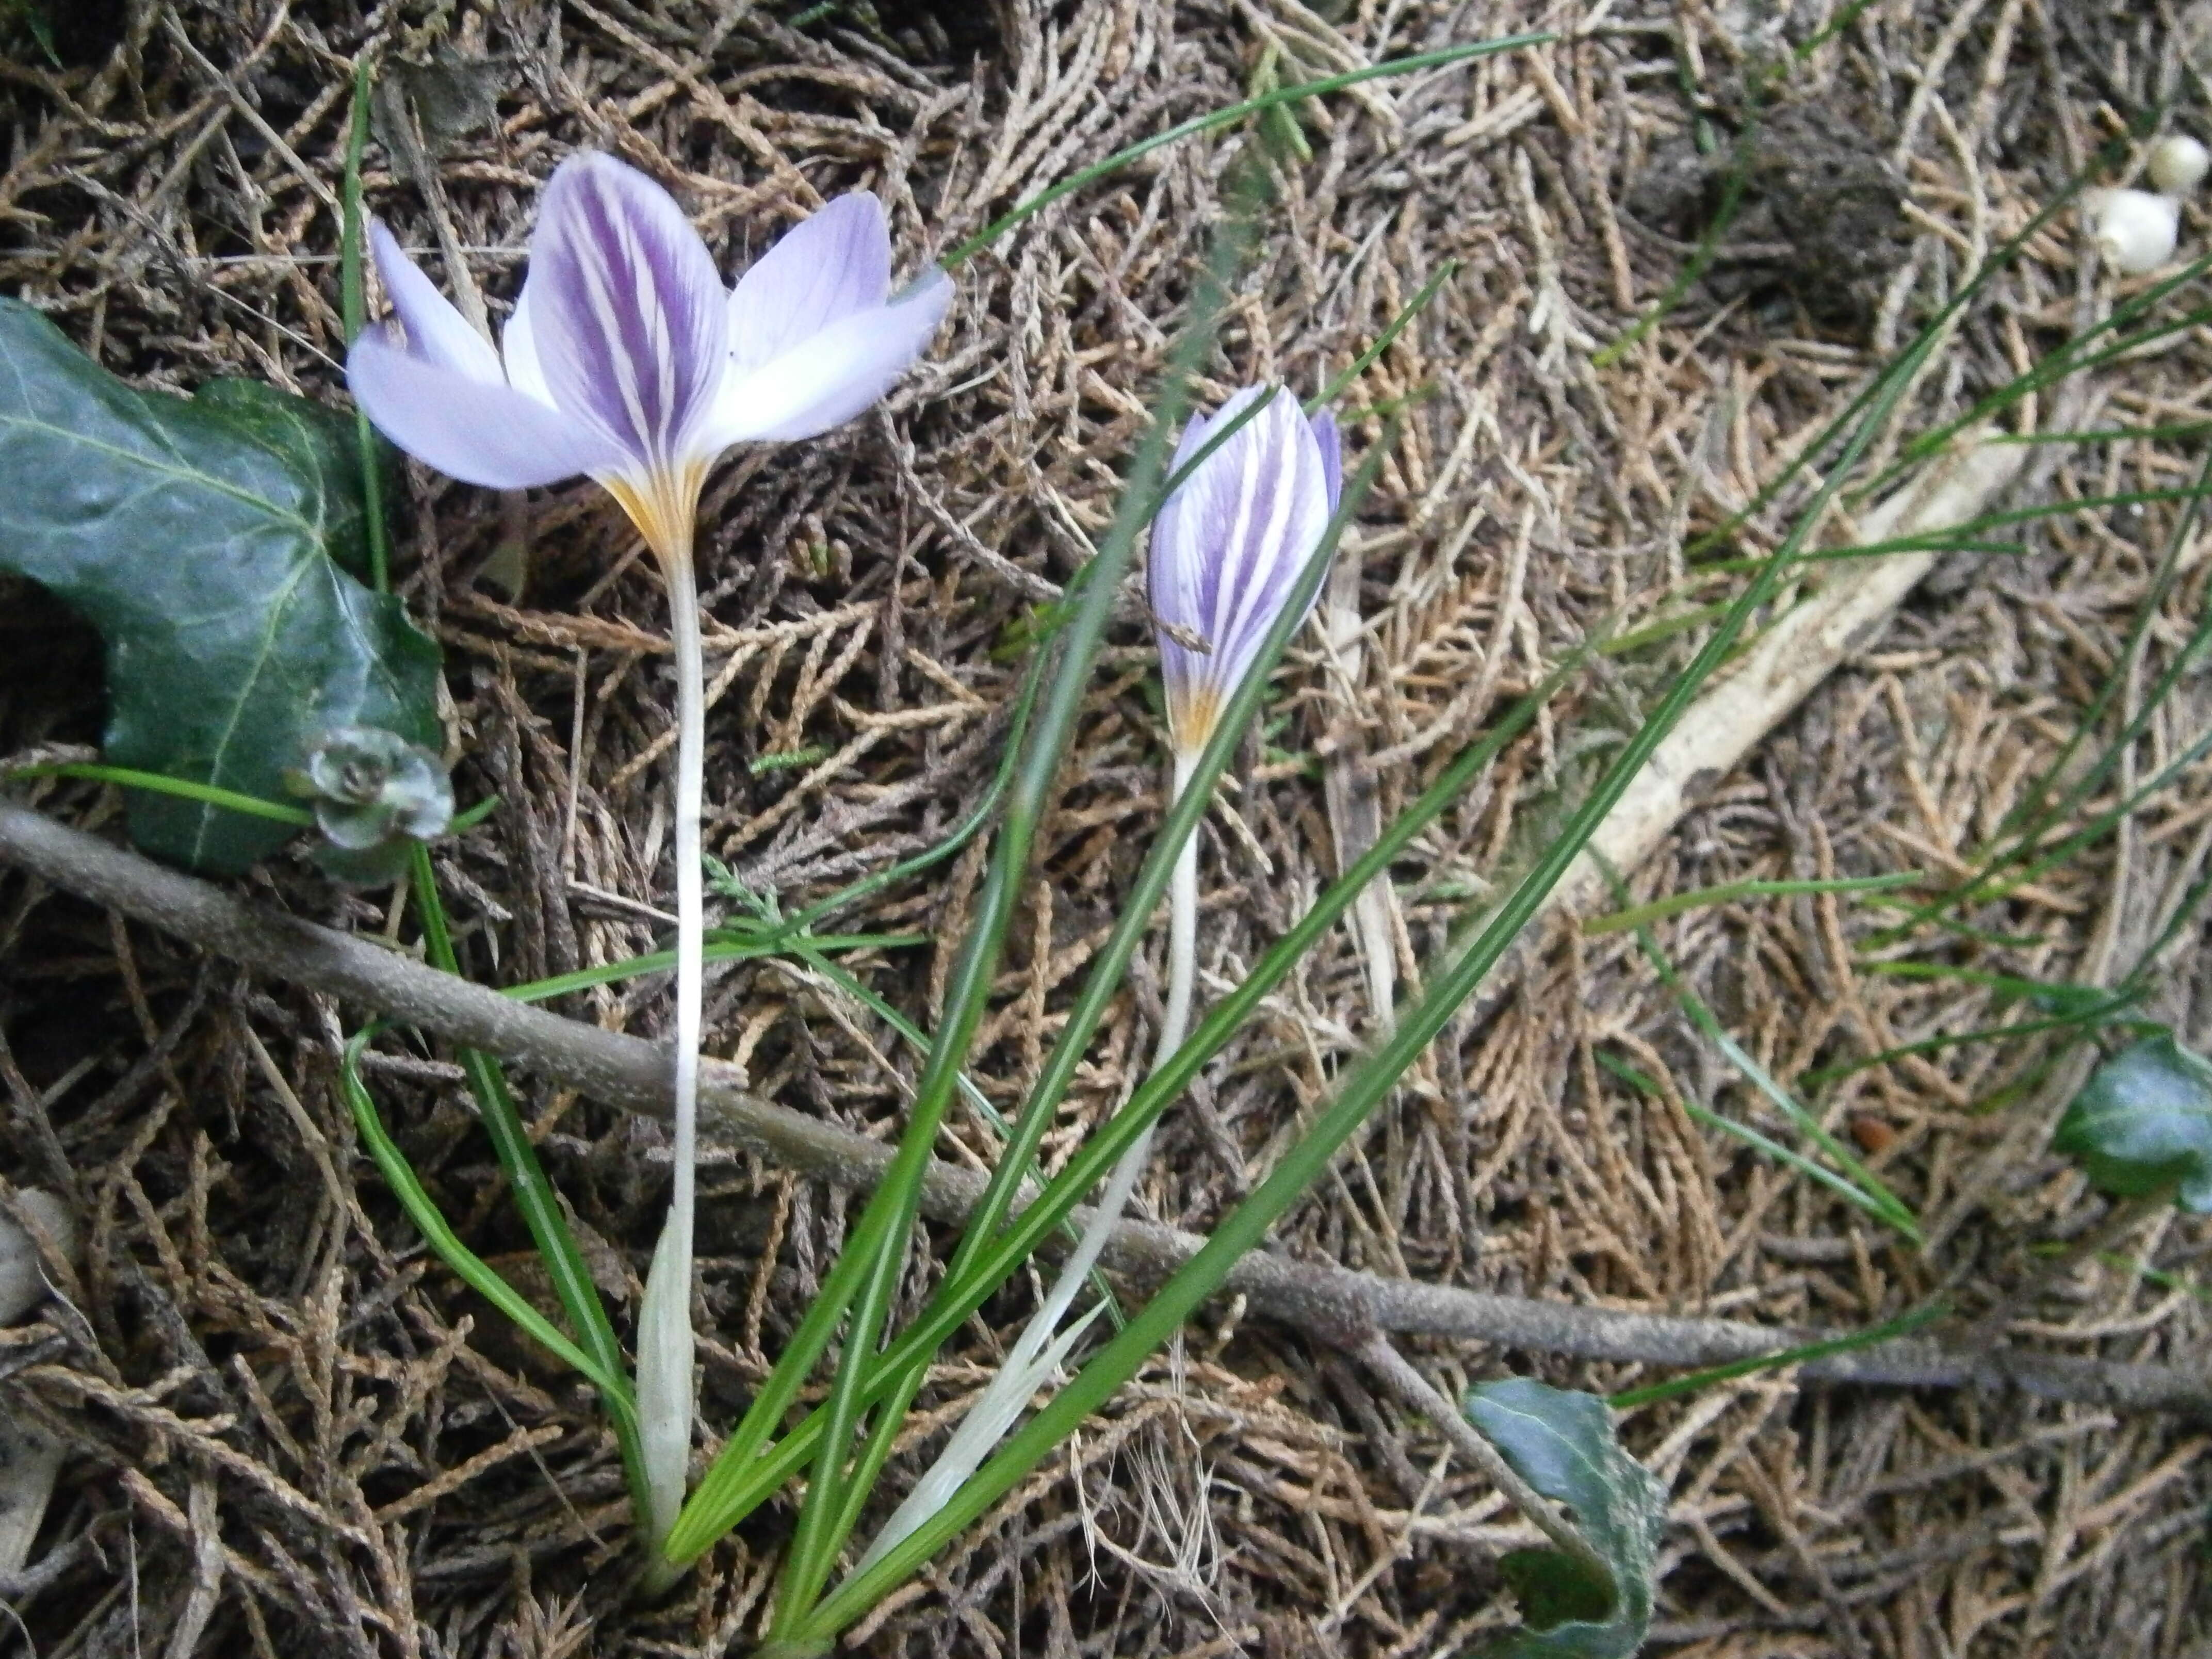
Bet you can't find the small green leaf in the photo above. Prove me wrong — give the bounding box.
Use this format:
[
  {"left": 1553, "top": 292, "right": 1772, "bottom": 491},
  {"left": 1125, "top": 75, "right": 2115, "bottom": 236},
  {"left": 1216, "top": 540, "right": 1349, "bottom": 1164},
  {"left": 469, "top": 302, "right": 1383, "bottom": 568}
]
[
  {"left": 1463, "top": 1379, "right": 1667, "bottom": 1659},
  {"left": 2054, "top": 1034, "right": 2212, "bottom": 1210},
  {"left": 0, "top": 299, "right": 440, "bottom": 874}
]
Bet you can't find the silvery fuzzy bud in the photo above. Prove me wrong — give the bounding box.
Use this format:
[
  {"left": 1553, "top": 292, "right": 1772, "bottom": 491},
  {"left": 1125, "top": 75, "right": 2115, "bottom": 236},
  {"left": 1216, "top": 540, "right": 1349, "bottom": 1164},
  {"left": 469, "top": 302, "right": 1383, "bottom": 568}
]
[
  {"left": 289, "top": 726, "right": 454, "bottom": 882},
  {"left": 2085, "top": 187, "right": 2180, "bottom": 275},
  {"left": 2149, "top": 134, "right": 2210, "bottom": 195}
]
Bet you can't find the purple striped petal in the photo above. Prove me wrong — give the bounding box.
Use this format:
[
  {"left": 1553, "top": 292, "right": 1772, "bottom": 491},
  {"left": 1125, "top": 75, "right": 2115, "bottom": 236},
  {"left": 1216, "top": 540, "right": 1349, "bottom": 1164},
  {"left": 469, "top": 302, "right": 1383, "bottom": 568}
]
[
  {"left": 1148, "top": 387, "right": 1336, "bottom": 754},
  {"left": 368, "top": 220, "right": 504, "bottom": 384},
  {"left": 701, "top": 267, "right": 951, "bottom": 447},
  {"left": 348, "top": 329, "right": 627, "bottom": 488},
  {"left": 726, "top": 192, "right": 894, "bottom": 375},
  {"left": 522, "top": 153, "right": 730, "bottom": 470}
]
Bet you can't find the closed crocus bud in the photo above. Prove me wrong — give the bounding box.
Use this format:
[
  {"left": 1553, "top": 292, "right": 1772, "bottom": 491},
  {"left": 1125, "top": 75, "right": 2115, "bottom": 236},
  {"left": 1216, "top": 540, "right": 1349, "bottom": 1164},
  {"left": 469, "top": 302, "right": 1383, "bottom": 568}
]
[
  {"left": 2149, "top": 135, "right": 2210, "bottom": 195},
  {"left": 1149, "top": 386, "right": 1342, "bottom": 766},
  {"left": 2085, "top": 187, "right": 2180, "bottom": 274}
]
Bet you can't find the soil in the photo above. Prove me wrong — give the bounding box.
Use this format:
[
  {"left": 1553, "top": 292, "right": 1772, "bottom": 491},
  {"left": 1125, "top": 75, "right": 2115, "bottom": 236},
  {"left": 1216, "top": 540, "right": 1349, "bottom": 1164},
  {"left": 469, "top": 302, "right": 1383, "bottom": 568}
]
[{"left": 2, "top": 2, "right": 2209, "bottom": 1657}]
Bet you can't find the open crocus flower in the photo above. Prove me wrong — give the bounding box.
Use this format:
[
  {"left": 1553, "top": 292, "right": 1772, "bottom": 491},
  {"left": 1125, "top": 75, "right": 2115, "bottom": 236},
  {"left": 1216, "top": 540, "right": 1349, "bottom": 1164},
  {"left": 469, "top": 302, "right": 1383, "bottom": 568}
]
[
  {"left": 347, "top": 151, "right": 951, "bottom": 1562},
  {"left": 348, "top": 151, "right": 953, "bottom": 557},
  {"left": 1149, "top": 386, "right": 1342, "bottom": 765}
]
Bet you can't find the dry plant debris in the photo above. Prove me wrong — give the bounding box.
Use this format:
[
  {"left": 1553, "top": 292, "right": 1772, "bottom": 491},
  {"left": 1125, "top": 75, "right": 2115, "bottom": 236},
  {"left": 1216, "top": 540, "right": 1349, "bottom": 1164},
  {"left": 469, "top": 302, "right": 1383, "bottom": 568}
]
[{"left": 1, "top": 1, "right": 2210, "bottom": 1655}]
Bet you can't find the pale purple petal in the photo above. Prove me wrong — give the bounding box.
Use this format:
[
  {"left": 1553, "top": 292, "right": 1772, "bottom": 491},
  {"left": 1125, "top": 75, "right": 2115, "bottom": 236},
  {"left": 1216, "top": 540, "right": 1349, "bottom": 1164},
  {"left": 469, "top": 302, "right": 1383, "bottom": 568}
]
[
  {"left": 1147, "top": 386, "right": 1336, "bottom": 750},
  {"left": 1149, "top": 405, "right": 1219, "bottom": 708},
  {"left": 368, "top": 220, "right": 505, "bottom": 385},
  {"left": 348, "top": 329, "right": 628, "bottom": 488},
  {"left": 726, "top": 192, "right": 894, "bottom": 376},
  {"left": 524, "top": 153, "right": 730, "bottom": 468},
  {"left": 698, "top": 267, "right": 951, "bottom": 448}
]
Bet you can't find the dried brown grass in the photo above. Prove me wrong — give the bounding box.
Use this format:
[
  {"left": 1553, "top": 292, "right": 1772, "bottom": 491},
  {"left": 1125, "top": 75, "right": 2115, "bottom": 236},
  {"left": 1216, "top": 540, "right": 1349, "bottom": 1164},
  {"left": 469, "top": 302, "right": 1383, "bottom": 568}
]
[{"left": 2, "top": 0, "right": 2210, "bottom": 1654}]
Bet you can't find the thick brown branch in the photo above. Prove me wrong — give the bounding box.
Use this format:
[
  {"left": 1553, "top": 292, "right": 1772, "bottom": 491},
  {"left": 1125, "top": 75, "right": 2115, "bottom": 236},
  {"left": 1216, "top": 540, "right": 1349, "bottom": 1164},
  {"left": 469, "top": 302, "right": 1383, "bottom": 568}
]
[{"left": 2, "top": 800, "right": 2206, "bottom": 1420}]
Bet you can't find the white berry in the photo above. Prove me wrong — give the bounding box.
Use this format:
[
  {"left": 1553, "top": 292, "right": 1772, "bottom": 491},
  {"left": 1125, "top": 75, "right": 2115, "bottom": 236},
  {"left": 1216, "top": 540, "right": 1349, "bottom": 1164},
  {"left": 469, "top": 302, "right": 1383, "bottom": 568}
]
[
  {"left": 2086, "top": 187, "right": 2180, "bottom": 274},
  {"left": 2149, "top": 134, "right": 2211, "bottom": 194}
]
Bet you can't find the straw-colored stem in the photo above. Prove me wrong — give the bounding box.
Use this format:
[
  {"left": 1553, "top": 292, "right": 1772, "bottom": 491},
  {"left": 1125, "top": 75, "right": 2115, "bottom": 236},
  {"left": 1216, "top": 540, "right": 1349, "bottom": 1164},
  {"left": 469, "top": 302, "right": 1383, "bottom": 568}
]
[{"left": 638, "top": 539, "right": 704, "bottom": 1559}]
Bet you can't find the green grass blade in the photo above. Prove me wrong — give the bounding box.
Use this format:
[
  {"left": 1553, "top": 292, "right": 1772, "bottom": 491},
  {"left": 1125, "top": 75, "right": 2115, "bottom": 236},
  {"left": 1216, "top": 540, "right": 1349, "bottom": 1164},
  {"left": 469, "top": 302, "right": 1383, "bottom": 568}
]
[
  {"left": 1585, "top": 873, "right": 1920, "bottom": 936},
  {"left": 7, "top": 762, "right": 315, "bottom": 827},
  {"left": 782, "top": 644, "right": 1052, "bottom": 936},
  {"left": 1308, "top": 262, "right": 1455, "bottom": 412},
  {"left": 340, "top": 54, "right": 390, "bottom": 594},
  {"left": 403, "top": 845, "right": 651, "bottom": 1517},
  {"left": 1611, "top": 882, "right": 1921, "bottom": 1242},
  {"left": 1855, "top": 958, "right": 2111, "bottom": 1012},
  {"left": 939, "top": 39, "right": 1549, "bottom": 268},
  {"left": 1685, "top": 129, "right": 2150, "bottom": 570},
  {"left": 498, "top": 932, "right": 924, "bottom": 1004},
  {"left": 790, "top": 942, "right": 1121, "bottom": 1325},
  {"left": 339, "top": 1030, "right": 638, "bottom": 1417},
  {"left": 1795, "top": 1002, "right": 2148, "bottom": 1091},
  {"left": 1606, "top": 1304, "right": 1946, "bottom": 1410}
]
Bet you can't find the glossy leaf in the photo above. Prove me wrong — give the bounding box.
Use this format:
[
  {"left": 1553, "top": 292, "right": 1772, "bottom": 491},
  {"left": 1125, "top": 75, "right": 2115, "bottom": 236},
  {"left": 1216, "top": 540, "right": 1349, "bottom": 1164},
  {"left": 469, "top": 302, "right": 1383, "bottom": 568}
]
[
  {"left": 0, "top": 298, "right": 438, "bottom": 873},
  {"left": 2054, "top": 1034, "right": 2212, "bottom": 1210},
  {"left": 1463, "top": 1379, "right": 1667, "bottom": 1659}
]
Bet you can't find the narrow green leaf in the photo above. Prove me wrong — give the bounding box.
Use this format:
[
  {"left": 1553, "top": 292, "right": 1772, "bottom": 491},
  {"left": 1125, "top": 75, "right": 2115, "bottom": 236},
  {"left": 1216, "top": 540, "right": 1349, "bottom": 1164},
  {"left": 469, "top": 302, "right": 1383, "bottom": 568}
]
[
  {"left": 0, "top": 299, "right": 437, "bottom": 872},
  {"left": 939, "top": 38, "right": 1550, "bottom": 267},
  {"left": 403, "top": 845, "right": 653, "bottom": 1520},
  {"left": 1607, "top": 1304, "right": 1945, "bottom": 1410},
  {"left": 2054, "top": 1035, "right": 2212, "bottom": 1211},
  {"left": 1605, "top": 863, "right": 1921, "bottom": 1242},
  {"left": 339, "top": 1030, "right": 638, "bottom": 1417},
  {"left": 1462, "top": 1379, "right": 1667, "bottom": 1659},
  {"left": 341, "top": 53, "right": 392, "bottom": 592},
  {"left": 8, "top": 762, "right": 315, "bottom": 827},
  {"left": 1585, "top": 873, "right": 1918, "bottom": 936}
]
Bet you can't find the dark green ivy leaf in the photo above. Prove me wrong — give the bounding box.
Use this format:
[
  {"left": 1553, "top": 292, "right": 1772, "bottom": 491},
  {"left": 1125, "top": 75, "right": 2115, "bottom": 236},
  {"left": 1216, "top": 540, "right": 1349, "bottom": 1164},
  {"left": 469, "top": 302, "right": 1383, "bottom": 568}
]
[
  {"left": 1463, "top": 1378, "right": 1667, "bottom": 1659},
  {"left": 2054, "top": 1035, "right": 2212, "bottom": 1212},
  {"left": 0, "top": 297, "right": 439, "bottom": 874}
]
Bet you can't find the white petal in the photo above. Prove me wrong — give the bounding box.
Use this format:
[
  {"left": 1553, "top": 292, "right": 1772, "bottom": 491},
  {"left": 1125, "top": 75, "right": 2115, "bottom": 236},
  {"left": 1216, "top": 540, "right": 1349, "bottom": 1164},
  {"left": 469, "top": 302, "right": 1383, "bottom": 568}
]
[
  {"left": 347, "top": 328, "right": 627, "bottom": 488},
  {"left": 501, "top": 279, "right": 556, "bottom": 406},
  {"left": 369, "top": 220, "right": 503, "bottom": 385},
  {"left": 726, "top": 192, "right": 893, "bottom": 375},
  {"left": 697, "top": 267, "right": 951, "bottom": 451}
]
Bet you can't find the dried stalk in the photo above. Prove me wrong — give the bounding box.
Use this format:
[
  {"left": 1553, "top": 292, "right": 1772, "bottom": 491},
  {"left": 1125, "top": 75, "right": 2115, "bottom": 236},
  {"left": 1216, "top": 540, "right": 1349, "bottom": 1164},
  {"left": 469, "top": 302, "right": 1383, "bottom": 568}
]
[{"left": 1, "top": 800, "right": 2204, "bottom": 1417}]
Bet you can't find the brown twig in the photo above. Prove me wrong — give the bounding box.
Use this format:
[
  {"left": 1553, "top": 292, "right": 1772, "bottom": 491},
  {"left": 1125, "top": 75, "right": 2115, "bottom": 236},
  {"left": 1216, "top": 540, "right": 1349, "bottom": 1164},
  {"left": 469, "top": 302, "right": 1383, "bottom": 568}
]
[{"left": 1, "top": 800, "right": 2207, "bottom": 1419}]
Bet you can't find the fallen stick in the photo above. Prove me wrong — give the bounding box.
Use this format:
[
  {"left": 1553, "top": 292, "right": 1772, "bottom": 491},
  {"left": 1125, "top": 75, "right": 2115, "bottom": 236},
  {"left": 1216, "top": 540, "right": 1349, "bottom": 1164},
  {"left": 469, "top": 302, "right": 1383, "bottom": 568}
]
[
  {"left": 1551, "top": 435, "right": 2026, "bottom": 919},
  {"left": 0, "top": 798, "right": 2203, "bottom": 1417}
]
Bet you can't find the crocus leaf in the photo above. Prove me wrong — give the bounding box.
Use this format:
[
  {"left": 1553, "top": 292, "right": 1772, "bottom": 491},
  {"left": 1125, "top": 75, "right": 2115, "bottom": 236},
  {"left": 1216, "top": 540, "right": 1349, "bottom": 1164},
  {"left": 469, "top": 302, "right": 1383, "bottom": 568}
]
[
  {"left": 0, "top": 298, "right": 440, "bottom": 874},
  {"left": 2053, "top": 1034, "right": 2212, "bottom": 1211},
  {"left": 1463, "top": 1378, "right": 1667, "bottom": 1659}
]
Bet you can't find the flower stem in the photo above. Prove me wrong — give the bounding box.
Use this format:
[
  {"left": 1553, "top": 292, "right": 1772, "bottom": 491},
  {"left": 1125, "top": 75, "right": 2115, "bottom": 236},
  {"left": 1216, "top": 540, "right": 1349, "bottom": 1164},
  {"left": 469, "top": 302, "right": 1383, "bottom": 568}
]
[{"left": 638, "top": 540, "right": 704, "bottom": 1560}]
